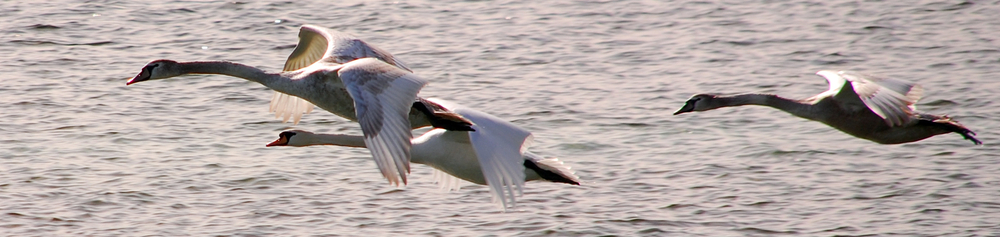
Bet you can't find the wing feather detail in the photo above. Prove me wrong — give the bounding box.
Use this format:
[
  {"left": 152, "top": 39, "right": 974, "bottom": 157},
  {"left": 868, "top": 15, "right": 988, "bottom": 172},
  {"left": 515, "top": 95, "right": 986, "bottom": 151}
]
[
  {"left": 817, "top": 70, "right": 923, "bottom": 127},
  {"left": 339, "top": 58, "right": 427, "bottom": 186},
  {"left": 428, "top": 98, "right": 532, "bottom": 210},
  {"left": 270, "top": 25, "right": 411, "bottom": 124}
]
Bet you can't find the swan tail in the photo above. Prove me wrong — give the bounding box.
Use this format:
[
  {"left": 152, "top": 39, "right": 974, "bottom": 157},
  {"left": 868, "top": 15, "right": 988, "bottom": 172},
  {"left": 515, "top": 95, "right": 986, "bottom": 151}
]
[
  {"left": 432, "top": 169, "right": 463, "bottom": 192},
  {"left": 918, "top": 114, "right": 982, "bottom": 145},
  {"left": 269, "top": 91, "right": 315, "bottom": 125}
]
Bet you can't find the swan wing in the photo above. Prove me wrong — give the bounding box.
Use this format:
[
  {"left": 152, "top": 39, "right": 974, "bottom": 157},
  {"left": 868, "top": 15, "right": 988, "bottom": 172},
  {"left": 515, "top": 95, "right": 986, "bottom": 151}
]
[
  {"left": 816, "top": 70, "right": 866, "bottom": 113},
  {"left": 285, "top": 25, "right": 412, "bottom": 72},
  {"left": 339, "top": 58, "right": 427, "bottom": 186},
  {"left": 428, "top": 98, "right": 531, "bottom": 210},
  {"left": 318, "top": 29, "right": 412, "bottom": 72},
  {"left": 819, "top": 70, "right": 923, "bottom": 127},
  {"left": 271, "top": 25, "right": 413, "bottom": 124},
  {"left": 269, "top": 26, "right": 329, "bottom": 124}
]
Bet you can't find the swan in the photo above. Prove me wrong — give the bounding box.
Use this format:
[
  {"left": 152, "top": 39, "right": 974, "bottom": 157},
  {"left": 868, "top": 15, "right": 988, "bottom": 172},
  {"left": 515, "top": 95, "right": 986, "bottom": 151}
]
[
  {"left": 265, "top": 130, "right": 582, "bottom": 187},
  {"left": 674, "top": 70, "right": 981, "bottom": 145},
  {"left": 267, "top": 99, "right": 582, "bottom": 209},
  {"left": 128, "top": 25, "right": 470, "bottom": 130},
  {"left": 126, "top": 25, "right": 473, "bottom": 186}
]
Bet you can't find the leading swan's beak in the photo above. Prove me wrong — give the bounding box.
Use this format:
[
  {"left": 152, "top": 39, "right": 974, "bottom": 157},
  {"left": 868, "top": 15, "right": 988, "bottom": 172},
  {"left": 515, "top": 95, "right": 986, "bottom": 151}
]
[
  {"left": 126, "top": 71, "right": 151, "bottom": 85},
  {"left": 266, "top": 137, "right": 288, "bottom": 147},
  {"left": 673, "top": 102, "right": 696, "bottom": 115}
]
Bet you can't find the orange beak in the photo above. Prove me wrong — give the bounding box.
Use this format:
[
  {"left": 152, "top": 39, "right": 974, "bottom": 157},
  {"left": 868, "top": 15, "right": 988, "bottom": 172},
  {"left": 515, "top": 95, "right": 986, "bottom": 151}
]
[
  {"left": 126, "top": 70, "right": 151, "bottom": 85},
  {"left": 126, "top": 76, "right": 144, "bottom": 85},
  {"left": 266, "top": 137, "right": 288, "bottom": 147}
]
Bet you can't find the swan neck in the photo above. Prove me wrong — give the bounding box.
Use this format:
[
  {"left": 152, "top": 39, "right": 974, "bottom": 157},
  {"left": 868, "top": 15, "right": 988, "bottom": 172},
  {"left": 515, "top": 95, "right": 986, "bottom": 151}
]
[
  {"left": 721, "top": 94, "right": 813, "bottom": 117},
  {"left": 718, "top": 94, "right": 772, "bottom": 106},
  {"left": 177, "top": 61, "right": 285, "bottom": 86},
  {"left": 296, "top": 133, "right": 367, "bottom": 148}
]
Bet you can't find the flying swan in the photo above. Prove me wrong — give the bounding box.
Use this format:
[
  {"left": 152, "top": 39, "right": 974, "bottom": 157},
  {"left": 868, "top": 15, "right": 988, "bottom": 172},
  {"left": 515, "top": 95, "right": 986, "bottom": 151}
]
[
  {"left": 126, "top": 25, "right": 472, "bottom": 186},
  {"left": 267, "top": 98, "right": 582, "bottom": 210},
  {"left": 674, "top": 70, "right": 980, "bottom": 145}
]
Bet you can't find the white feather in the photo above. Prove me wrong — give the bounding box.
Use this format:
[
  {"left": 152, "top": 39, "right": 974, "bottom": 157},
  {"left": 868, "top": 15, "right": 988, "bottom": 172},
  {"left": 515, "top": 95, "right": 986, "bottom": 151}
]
[
  {"left": 816, "top": 70, "right": 923, "bottom": 127},
  {"left": 270, "top": 24, "right": 410, "bottom": 125},
  {"left": 340, "top": 58, "right": 427, "bottom": 186},
  {"left": 433, "top": 169, "right": 464, "bottom": 191},
  {"left": 428, "top": 98, "right": 532, "bottom": 210}
]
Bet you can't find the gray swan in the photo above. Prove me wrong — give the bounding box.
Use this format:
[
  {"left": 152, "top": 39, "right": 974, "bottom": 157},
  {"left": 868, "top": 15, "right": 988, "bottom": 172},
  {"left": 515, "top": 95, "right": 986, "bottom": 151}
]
[
  {"left": 126, "top": 25, "right": 471, "bottom": 186},
  {"left": 674, "top": 70, "right": 981, "bottom": 145},
  {"left": 267, "top": 98, "right": 582, "bottom": 210}
]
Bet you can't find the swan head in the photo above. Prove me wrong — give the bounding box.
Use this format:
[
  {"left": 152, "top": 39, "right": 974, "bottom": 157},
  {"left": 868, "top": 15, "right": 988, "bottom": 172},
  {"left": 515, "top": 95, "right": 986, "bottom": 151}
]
[
  {"left": 266, "top": 130, "right": 314, "bottom": 147},
  {"left": 126, "top": 59, "right": 182, "bottom": 85},
  {"left": 673, "top": 94, "right": 719, "bottom": 115}
]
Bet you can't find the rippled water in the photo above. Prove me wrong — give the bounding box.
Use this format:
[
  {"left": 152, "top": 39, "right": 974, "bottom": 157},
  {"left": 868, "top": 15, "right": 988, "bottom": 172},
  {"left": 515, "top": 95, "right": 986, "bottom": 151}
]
[{"left": 2, "top": 0, "right": 999, "bottom": 236}]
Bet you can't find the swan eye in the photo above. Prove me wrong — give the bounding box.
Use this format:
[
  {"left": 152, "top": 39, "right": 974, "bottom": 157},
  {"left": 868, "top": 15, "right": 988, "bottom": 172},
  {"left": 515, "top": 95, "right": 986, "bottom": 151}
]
[
  {"left": 143, "top": 63, "right": 160, "bottom": 72},
  {"left": 278, "top": 131, "right": 297, "bottom": 139}
]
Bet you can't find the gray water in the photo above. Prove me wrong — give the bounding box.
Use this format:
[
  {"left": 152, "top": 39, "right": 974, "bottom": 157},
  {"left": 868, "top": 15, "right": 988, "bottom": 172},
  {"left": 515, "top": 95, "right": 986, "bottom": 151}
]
[{"left": 2, "top": 0, "right": 999, "bottom": 236}]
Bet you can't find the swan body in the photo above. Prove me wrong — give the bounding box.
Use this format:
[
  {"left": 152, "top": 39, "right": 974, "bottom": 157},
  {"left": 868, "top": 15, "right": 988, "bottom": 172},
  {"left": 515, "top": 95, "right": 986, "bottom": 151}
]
[
  {"left": 267, "top": 99, "right": 582, "bottom": 209},
  {"left": 272, "top": 24, "right": 413, "bottom": 124},
  {"left": 125, "top": 25, "right": 475, "bottom": 185},
  {"left": 674, "top": 70, "right": 981, "bottom": 145}
]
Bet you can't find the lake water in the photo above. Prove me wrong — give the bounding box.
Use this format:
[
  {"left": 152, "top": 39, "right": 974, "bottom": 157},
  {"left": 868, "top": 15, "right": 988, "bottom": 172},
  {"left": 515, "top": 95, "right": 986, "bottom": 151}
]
[{"left": 2, "top": 0, "right": 999, "bottom": 236}]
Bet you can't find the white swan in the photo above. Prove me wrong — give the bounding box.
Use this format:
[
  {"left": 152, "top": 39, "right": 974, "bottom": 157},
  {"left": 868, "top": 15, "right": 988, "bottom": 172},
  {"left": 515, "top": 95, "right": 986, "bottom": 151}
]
[
  {"left": 674, "top": 70, "right": 981, "bottom": 145},
  {"left": 267, "top": 99, "right": 582, "bottom": 210},
  {"left": 126, "top": 25, "right": 473, "bottom": 185}
]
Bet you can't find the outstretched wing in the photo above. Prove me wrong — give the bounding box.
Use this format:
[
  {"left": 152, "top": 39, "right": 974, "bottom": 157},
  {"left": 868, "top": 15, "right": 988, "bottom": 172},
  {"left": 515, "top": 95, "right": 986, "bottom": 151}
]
[
  {"left": 428, "top": 98, "right": 531, "bottom": 210},
  {"left": 339, "top": 58, "right": 427, "bottom": 186},
  {"left": 271, "top": 25, "right": 413, "bottom": 124},
  {"left": 817, "top": 70, "right": 923, "bottom": 127}
]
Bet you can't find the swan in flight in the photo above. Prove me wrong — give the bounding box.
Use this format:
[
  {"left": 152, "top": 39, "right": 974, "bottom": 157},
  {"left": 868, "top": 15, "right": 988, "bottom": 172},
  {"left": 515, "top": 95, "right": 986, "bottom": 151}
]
[
  {"left": 126, "top": 25, "right": 472, "bottom": 186},
  {"left": 674, "top": 70, "right": 981, "bottom": 145},
  {"left": 267, "top": 99, "right": 582, "bottom": 210}
]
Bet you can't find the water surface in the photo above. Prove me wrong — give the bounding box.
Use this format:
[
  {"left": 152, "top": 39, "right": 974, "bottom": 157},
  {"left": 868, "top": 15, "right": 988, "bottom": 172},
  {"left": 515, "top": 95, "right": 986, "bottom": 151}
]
[{"left": 1, "top": 0, "right": 999, "bottom": 236}]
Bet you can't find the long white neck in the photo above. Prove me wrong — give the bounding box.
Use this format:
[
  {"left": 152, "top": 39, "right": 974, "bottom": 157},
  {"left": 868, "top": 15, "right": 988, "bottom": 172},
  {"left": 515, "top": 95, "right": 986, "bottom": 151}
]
[
  {"left": 173, "top": 61, "right": 304, "bottom": 95},
  {"left": 291, "top": 133, "right": 367, "bottom": 148},
  {"left": 295, "top": 132, "right": 438, "bottom": 164}
]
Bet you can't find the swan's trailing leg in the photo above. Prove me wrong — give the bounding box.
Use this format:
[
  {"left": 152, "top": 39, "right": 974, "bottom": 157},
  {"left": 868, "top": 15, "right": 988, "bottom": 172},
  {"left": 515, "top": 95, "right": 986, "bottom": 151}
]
[{"left": 413, "top": 98, "right": 475, "bottom": 132}]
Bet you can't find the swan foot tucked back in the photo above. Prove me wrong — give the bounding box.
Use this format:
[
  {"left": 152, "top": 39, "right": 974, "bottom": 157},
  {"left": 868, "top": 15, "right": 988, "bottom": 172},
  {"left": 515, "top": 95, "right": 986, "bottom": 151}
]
[
  {"left": 414, "top": 98, "right": 476, "bottom": 132},
  {"left": 673, "top": 70, "right": 981, "bottom": 145}
]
